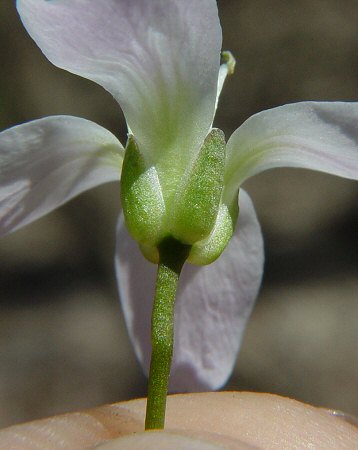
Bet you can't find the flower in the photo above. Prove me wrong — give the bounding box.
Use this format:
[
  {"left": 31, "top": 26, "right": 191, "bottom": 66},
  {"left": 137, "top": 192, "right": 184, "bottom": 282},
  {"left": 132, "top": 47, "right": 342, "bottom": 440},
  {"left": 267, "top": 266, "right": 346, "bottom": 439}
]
[{"left": 1, "top": 0, "right": 358, "bottom": 392}]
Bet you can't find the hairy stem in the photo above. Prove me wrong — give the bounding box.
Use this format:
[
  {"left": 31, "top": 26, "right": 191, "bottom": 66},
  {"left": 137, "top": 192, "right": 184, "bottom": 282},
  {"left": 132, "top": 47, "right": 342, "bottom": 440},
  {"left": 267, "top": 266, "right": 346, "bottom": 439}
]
[{"left": 145, "top": 237, "right": 190, "bottom": 430}]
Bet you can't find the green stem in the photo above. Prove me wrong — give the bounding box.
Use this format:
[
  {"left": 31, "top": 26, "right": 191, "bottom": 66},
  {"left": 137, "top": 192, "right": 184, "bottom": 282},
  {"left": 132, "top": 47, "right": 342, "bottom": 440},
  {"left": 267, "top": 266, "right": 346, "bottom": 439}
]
[{"left": 145, "top": 237, "right": 190, "bottom": 430}]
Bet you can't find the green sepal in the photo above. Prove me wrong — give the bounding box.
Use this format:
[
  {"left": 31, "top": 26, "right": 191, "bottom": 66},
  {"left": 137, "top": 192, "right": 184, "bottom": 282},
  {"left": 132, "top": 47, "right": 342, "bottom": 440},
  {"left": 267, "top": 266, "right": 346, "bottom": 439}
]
[
  {"left": 170, "top": 129, "right": 226, "bottom": 244},
  {"left": 188, "top": 199, "right": 238, "bottom": 265},
  {"left": 139, "top": 242, "right": 160, "bottom": 264},
  {"left": 120, "top": 136, "right": 165, "bottom": 246},
  {"left": 221, "top": 51, "right": 236, "bottom": 75}
]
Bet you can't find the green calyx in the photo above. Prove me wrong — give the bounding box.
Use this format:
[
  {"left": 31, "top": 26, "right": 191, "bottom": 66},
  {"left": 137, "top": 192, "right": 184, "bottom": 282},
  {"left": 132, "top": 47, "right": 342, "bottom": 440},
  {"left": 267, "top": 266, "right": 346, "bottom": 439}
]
[
  {"left": 221, "top": 50, "right": 236, "bottom": 75},
  {"left": 120, "top": 130, "right": 238, "bottom": 266},
  {"left": 188, "top": 200, "right": 238, "bottom": 265},
  {"left": 170, "top": 128, "right": 226, "bottom": 244},
  {"left": 120, "top": 136, "right": 165, "bottom": 253}
]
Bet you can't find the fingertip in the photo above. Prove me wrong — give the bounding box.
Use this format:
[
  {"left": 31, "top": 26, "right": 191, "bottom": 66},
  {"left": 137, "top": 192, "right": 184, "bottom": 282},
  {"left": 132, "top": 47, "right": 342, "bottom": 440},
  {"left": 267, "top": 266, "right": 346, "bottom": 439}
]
[{"left": 92, "top": 430, "right": 255, "bottom": 450}]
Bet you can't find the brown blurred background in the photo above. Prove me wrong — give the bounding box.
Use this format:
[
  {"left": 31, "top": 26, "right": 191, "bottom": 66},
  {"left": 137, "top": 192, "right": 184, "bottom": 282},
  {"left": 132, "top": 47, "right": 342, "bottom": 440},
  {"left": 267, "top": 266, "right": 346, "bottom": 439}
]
[{"left": 0, "top": 0, "right": 357, "bottom": 427}]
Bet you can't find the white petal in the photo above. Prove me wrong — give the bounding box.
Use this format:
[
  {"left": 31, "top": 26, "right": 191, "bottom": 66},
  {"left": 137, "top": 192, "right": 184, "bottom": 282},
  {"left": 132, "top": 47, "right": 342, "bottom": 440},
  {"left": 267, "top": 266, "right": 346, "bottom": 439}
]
[
  {"left": 0, "top": 116, "right": 123, "bottom": 236},
  {"left": 17, "top": 0, "right": 222, "bottom": 167},
  {"left": 115, "top": 190, "right": 264, "bottom": 391},
  {"left": 224, "top": 102, "right": 358, "bottom": 204}
]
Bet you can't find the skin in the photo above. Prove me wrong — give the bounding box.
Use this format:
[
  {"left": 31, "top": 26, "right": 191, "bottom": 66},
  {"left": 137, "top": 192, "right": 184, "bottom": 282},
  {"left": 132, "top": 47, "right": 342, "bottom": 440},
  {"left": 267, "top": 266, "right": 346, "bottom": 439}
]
[{"left": 0, "top": 392, "right": 357, "bottom": 449}]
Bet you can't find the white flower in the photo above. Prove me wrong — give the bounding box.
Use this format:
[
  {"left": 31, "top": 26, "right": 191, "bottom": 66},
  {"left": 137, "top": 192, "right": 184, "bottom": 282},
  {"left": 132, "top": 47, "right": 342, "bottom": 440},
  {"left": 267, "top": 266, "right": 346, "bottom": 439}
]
[{"left": 1, "top": 0, "right": 358, "bottom": 392}]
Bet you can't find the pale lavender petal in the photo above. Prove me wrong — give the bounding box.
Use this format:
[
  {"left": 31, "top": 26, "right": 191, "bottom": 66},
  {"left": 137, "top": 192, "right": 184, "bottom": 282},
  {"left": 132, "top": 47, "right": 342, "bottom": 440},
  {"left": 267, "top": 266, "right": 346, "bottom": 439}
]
[
  {"left": 17, "top": 0, "right": 222, "bottom": 168},
  {"left": 115, "top": 190, "right": 264, "bottom": 391},
  {"left": 224, "top": 102, "right": 358, "bottom": 205},
  {"left": 0, "top": 116, "right": 123, "bottom": 236}
]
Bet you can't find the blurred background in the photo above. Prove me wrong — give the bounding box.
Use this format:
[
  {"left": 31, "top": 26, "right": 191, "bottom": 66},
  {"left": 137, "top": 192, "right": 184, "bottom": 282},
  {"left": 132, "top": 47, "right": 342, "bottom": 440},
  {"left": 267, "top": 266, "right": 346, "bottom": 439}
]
[{"left": 0, "top": 0, "right": 357, "bottom": 427}]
